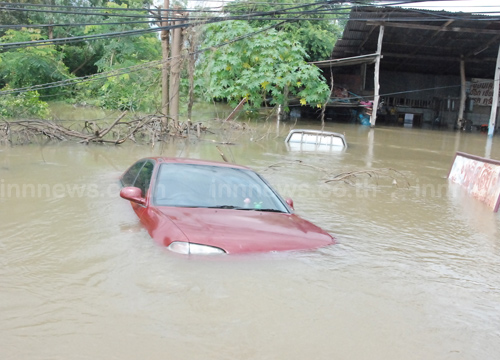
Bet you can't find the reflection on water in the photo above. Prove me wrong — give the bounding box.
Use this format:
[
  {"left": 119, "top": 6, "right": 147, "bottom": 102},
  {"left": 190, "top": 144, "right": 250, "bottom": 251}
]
[{"left": 1, "top": 113, "right": 500, "bottom": 360}]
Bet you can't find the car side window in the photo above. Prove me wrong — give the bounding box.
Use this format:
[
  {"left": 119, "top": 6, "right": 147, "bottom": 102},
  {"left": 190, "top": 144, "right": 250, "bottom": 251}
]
[
  {"left": 133, "top": 161, "right": 155, "bottom": 196},
  {"left": 121, "top": 161, "right": 145, "bottom": 187}
]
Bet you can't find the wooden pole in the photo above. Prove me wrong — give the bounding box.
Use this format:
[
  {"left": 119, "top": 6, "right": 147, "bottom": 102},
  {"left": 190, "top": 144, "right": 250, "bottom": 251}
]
[
  {"left": 169, "top": 9, "right": 182, "bottom": 124},
  {"left": 223, "top": 98, "right": 247, "bottom": 122},
  {"left": 458, "top": 57, "right": 466, "bottom": 129},
  {"left": 488, "top": 43, "right": 500, "bottom": 137},
  {"left": 360, "top": 63, "right": 367, "bottom": 91},
  {"left": 161, "top": 0, "right": 170, "bottom": 126},
  {"left": 370, "top": 25, "right": 384, "bottom": 127},
  {"left": 187, "top": 27, "right": 198, "bottom": 121}
]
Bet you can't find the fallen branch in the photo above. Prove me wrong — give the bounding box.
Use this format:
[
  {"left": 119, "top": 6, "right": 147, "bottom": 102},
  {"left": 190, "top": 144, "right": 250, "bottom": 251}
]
[
  {"left": 263, "top": 161, "right": 410, "bottom": 188},
  {"left": 215, "top": 145, "right": 229, "bottom": 163},
  {"left": 81, "top": 111, "right": 128, "bottom": 143},
  {"left": 2, "top": 113, "right": 209, "bottom": 146},
  {"left": 263, "top": 160, "right": 331, "bottom": 175},
  {"left": 326, "top": 168, "right": 411, "bottom": 188}
]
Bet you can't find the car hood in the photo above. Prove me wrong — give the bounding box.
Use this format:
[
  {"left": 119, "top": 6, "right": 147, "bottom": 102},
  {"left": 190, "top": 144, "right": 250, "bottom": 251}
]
[{"left": 156, "top": 206, "right": 334, "bottom": 254}]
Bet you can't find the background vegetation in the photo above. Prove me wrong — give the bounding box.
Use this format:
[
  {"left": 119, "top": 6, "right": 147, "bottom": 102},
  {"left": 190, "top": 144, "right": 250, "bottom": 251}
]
[{"left": 0, "top": 0, "right": 347, "bottom": 118}]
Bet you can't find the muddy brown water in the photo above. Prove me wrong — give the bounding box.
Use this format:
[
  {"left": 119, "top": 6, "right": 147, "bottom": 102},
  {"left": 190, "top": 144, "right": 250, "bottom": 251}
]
[{"left": 1, "top": 113, "right": 500, "bottom": 359}]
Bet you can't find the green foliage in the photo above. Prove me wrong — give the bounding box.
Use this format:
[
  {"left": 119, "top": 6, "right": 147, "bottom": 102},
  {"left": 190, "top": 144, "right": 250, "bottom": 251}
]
[
  {"left": 223, "top": 0, "right": 347, "bottom": 61},
  {"left": 72, "top": 2, "right": 162, "bottom": 111},
  {"left": 281, "top": 21, "right": 343, "bottom": 62},
  {"left": 0, "top": 0, "right": 34, "bottom": 35},
  {"left": 61, "top": 44, "right": 100, "bottom": 77},
  {"left": 76, "top": 65, "right": 161, "bottom": 111},
  {"left": 0, "top": 29, "right": 73, "bottom": 97},
  {"left": 0, "top": 88, "right": 50, "bottom": 118},
  {"left": 1, "top": 1, "right": 161, "bottom": 111},
  {"left": 83, "top": 2, "right": 161, "bottom": 70},
  {"left": 195, "top": 21, "right": 330, "bottom": 109}
]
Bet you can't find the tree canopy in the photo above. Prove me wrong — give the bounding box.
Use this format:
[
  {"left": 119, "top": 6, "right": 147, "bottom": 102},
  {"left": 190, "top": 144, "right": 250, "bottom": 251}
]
[
  {"left": 195, "top": 21, "right": 330, "bottom": 109},
  {"left": 1, "top": 0, "right": 344, "bottom": 116},
  {"left": 0, "top": 29, "right": 73, "bottom": 96},
  {"left": 222, "top": 0, "right": 347, "bottom": 61}
]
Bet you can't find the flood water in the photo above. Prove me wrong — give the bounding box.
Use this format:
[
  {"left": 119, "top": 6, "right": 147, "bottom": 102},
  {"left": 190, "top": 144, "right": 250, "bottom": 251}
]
[{"left": 1, "top": 110, "right": 500, "bottom": 359}]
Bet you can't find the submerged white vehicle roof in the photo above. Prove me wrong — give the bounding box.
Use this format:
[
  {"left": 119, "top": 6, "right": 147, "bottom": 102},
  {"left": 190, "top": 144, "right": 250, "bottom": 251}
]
[{"left": 285, "top": 129, "right": 347, "bottom": 151}]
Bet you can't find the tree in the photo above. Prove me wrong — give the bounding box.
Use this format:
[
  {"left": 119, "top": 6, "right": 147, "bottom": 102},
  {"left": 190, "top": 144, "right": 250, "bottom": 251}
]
[
  {"left": 222, "top": 0, "right": 347, "bottom": 61},
  {"left": 29, "top": 0, "right": 107, "bottom": 77},
  {"left": 76, "top": 1, "right": 162, "bottom": 110},
  {"left": 195, "top": 21, "right": 330, "bottom": 109},
  {"left": 0, "top": 29, "right": 73, "bottom": 97}
]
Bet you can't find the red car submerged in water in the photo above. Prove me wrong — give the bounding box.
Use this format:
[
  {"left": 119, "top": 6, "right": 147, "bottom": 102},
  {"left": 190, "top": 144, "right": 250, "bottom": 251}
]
[{"left": 119, "top": 158, "right": 335, "bottom": 255}]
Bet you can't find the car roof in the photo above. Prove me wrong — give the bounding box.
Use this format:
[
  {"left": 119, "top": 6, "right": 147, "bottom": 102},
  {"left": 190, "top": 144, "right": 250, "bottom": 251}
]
[{"left": 143, "top": 157, "right": 251, "bottom": 170}]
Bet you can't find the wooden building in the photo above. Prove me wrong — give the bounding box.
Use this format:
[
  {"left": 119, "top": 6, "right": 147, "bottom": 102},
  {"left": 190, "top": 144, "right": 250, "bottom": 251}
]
[{"left": 310, "top": 6, "right": 500, "bottom": 135}]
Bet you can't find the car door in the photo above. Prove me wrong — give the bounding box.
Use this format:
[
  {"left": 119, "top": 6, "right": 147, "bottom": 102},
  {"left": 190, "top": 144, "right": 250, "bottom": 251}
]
[{"left": 130, "top": 160, "right": 156, "bottom": 228}]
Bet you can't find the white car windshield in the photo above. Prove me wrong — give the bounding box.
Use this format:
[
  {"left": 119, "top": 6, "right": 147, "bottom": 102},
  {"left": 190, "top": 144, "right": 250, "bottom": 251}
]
[{"left": 153, "top": 163, "right": 289, "bottom": 212}]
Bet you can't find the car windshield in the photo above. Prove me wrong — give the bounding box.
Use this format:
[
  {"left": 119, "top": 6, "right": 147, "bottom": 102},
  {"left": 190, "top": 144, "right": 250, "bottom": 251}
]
[{"left": 153, "top": 163, "right": 289, "bottom": 212}]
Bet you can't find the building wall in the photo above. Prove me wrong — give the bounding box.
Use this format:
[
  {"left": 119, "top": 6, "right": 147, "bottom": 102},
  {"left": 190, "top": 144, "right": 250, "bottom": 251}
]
[{"left": 378, "top": 70, "right": 461, "bottom": 100}]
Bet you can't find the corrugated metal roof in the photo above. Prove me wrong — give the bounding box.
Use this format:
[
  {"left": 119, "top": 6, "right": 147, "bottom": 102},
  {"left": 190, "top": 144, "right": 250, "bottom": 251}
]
[{"left": 330, "top": 6, "right": 500, "bottom": 78}]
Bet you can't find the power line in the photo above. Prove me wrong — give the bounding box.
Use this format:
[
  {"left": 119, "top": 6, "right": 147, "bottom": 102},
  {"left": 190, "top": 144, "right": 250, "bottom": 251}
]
[
  {"left": 0, "top": 5, "right": 155, "bottom": 19},
  {"left": 0, "top": 1, "right": 331, "bottom": 94},
  {"left": 3, "top": 6, "right": 497, "bottom": 31},
  {"left": 0, "top": 1, "right": 346, "bottom": 50},
  {"left": 0, "top": 18, "right": 292, "bottom": 96},
  {"left": 0, "top": 20, "right": 156, "bottom": 29},
  {"left": 0, "top": 1, "right": 222, "bottom": 14},
  {"left": 2, "top": 1, "right": 499, "bottom": 96},
  {"left": 0, "top": 0, "right": 342, "bottom": 19},
  {"left": 0, "top": 25, "right": 176, "bottom": 50}
]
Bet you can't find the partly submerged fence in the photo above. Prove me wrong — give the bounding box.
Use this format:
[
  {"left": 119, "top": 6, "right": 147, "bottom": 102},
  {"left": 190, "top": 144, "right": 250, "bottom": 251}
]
[{"left": 448, "top": 152, "right": 500, "bottom": 212}]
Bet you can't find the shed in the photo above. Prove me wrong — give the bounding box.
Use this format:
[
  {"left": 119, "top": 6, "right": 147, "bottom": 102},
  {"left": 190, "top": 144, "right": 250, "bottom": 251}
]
[{"left": 311, "top": 5, "right": 500, "bottom": 133}]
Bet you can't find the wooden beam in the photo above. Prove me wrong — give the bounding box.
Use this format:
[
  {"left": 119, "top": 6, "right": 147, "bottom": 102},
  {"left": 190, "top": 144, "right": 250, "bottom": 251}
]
[
  {"left": 358, "top": 14, "right": 388, "bottom": 52},
  {"left": 357, "top": 26, "right": 377, "bottom": 51},
  {"left": 458, "top": 57, "right": 466, "bottom": 129},
  {"left": 393, "top": 19, "right": 454, "bottom": 72},
  {"left": 383, "top": 51, "right": 497, "bottom": 63},
  {"left": 371, "top": 25, "right": 384, "bottom": 127},
  {"left": 367, "top": 21, "right": 500, "bottom": 35},
  {"left": 347, "top": 29, "right": 371, "bottom": 33},
  {"left": 468, "top": 35, "right": 500, "bottom": 57},
  {"left": 488, "top": 43, "right": 500, "bottom": 137},
  {"left": 361, "top": 63, "right": 367, "bottom": 91}
]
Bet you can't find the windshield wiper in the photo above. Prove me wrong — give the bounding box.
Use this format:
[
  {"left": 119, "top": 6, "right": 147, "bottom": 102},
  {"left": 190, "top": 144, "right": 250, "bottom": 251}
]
[
  {"left": 256, "top": 208, "right": 286, "bottom": 213},
  {"left": 207, "top": 205, "right": 246, "bottom": 210},
  {"left": 207, "top": 205, "right": 285, "bottom": 212}
]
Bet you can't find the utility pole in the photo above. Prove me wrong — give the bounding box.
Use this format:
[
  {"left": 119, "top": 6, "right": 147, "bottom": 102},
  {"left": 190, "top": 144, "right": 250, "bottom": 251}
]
[
  {"left": 161, "top": 0, "right": 170, "bottom": 127},
  {"left": 169, "top": 8, "right": 183, "bottom": 125}
]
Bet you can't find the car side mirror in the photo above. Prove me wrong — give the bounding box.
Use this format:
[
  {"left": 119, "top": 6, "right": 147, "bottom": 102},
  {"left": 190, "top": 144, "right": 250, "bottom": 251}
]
[
  {"left": 286, "top": 198, "right": 294, "bottom": 210},
  {"left": 120, "top": 186, "right": 146, "bottom": 206}
]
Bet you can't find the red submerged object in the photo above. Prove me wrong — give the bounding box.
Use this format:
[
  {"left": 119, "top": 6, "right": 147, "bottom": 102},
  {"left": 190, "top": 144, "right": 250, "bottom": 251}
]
[{"left": 119, "top": 158, "right": 335, "bottom": 255}]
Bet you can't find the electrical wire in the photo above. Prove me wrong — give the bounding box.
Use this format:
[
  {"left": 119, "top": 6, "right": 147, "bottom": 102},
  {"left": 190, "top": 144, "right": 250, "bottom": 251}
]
[
  {"left": 0, "top": 1, "right": 330, "bottom": 94},
  {"left": 0, "top": 1, "right": 224, "bottom": 13},
  {"left": 0, "top": 0, "right": 343, "bottom": 19},
  {"left": 1, "top": 9, "right": 497, "bottom": 33},
  {"left": 0, "top": 17, "right": 291, "bottom": 96},
  {"left": 0, "top": 20, "right": 157, "bottom": 29},
  {"left": 0, "top": 1, "right": 347, "bottom": 50},
  {"left": 1, "top": 1, "right": 499, "bottom": 96},
  {"left": 0, "top": 23, "right": 186, "bottom": 50}
]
